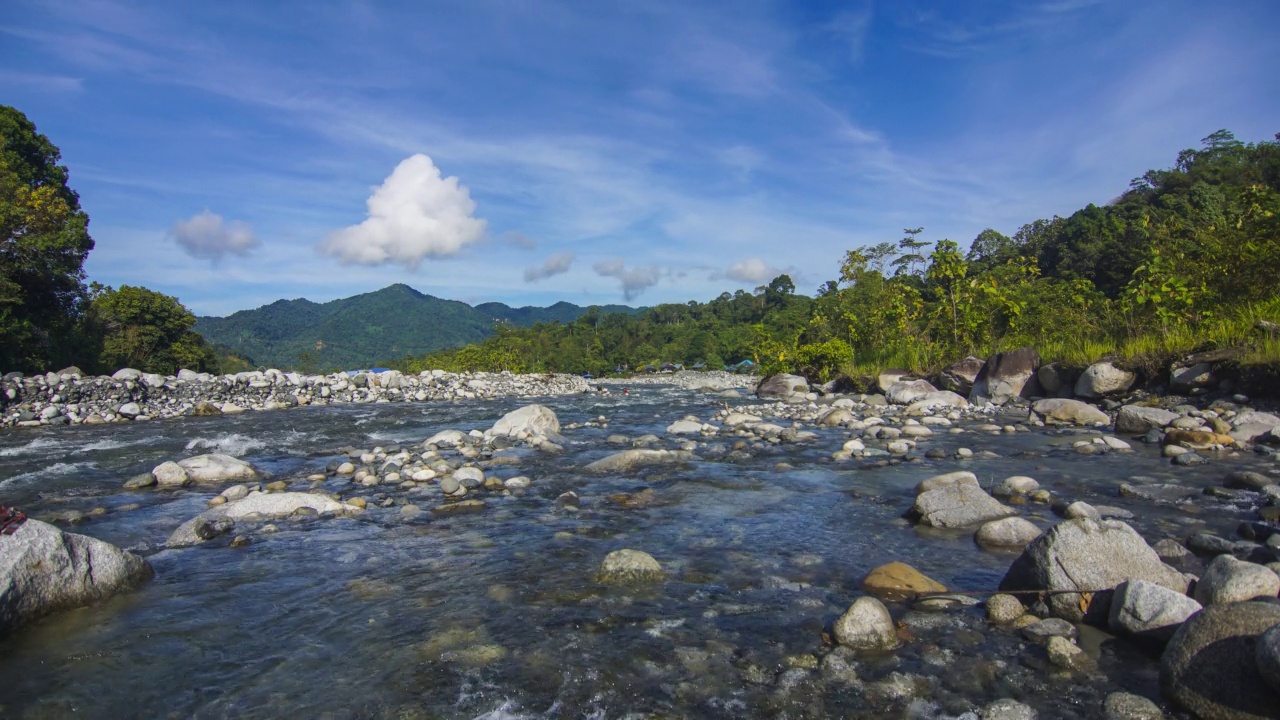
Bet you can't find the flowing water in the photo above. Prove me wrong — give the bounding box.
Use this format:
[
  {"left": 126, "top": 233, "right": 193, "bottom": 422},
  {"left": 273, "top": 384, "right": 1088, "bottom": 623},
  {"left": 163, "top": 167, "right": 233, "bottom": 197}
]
[{"left": 0, "top": 387, "right": 1270, "bottom": 718}]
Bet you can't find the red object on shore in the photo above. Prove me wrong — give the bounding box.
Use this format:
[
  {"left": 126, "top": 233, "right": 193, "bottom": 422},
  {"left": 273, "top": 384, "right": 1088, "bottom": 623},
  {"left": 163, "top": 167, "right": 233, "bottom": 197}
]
[{"left": 1, "top": 505, "right": 27, "bottom": 535}]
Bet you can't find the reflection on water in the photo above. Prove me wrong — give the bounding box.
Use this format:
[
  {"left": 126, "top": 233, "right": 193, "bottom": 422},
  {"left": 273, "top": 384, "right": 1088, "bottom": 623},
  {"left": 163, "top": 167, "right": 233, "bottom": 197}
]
[{"left": 0, "top": 388, "right": 1265, "bottom": 718}]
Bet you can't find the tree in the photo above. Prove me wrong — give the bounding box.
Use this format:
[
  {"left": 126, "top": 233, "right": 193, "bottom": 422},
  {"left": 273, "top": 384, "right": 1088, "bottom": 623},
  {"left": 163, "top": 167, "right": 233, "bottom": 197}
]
[
  {"left": 891, "top": 227, "right": 931, "bottom": 276},
  {"left": 0, "top": 106, "right": 95, "bottom": 371},
  {"left": 88, "top": 285, "right": 216, "bottom": 374}
]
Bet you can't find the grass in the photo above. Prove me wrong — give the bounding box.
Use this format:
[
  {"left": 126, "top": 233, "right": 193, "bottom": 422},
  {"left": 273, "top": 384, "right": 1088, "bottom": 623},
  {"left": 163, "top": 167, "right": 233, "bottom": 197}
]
[{"left": 836, "top": 297, "right": 1280, "bottom": 386}]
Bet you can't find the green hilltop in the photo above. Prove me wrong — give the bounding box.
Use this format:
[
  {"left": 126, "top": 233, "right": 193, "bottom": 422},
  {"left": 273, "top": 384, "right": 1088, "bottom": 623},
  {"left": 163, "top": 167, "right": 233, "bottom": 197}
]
[{"left": 192, "top": 284, "right": 640, "bottom": 371}]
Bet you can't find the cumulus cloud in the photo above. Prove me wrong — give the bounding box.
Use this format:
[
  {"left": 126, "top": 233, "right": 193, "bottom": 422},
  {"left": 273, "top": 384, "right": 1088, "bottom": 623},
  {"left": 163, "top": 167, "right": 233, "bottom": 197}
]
[
  {"left": 168, "top": 210, "right": 258, "bottom": 261},
  {"left": 524, "top": 252, "right": 575, "bottom": 282},
  {"left": 593, "top": 258, "right": 662, "bottom": 301},
  {"left": 725, "top": 257, "right": 781, "bottom": 283},
  {"left": 319, "top": 154, "right": 486, "bottom": 269}
]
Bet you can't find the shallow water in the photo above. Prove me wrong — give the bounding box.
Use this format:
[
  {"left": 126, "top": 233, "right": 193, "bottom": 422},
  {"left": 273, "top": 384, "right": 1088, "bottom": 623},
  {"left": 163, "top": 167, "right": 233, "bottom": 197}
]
[{"left": 0, "top": 387, "right": 1273, "bottom": 718}]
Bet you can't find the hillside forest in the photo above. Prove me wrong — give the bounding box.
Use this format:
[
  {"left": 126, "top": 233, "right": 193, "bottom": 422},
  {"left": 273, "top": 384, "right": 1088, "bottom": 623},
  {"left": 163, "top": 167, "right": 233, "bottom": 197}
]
[{"left": 399, "top": 130, "right": 1280, "bottom": 383}]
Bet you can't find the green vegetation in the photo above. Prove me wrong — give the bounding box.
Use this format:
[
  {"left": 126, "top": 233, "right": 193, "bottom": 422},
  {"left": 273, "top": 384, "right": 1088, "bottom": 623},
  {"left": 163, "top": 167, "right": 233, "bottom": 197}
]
[
  {"left": 0, "top": 105, "right": 224, "bottom": 376},
  {"left": 404, "top": 130, "right": 1280, "bottom": 383},
  {"left": 193, "top": 284, "right": 643, "bottom": 371}
]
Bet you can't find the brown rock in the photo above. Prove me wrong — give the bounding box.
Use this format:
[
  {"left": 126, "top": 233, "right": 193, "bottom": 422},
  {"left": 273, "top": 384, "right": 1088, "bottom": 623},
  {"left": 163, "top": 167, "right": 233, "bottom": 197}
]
[
  {"left": 1164, "top": 429, "right": 1235, "bottom": 449},
  {"left": 862, "top": 561, "right": 947, "bottom": 602}
]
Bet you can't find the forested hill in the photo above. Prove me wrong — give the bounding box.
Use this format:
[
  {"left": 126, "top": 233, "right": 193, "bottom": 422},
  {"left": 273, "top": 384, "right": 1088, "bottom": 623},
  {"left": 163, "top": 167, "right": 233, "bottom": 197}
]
[{"left": 193, "top": 284, "right": 639, "bottom": 371}]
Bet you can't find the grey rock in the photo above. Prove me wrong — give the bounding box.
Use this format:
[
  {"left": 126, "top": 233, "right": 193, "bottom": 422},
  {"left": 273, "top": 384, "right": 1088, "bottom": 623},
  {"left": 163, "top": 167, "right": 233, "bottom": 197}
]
[
  {"left": 757, "top": 373, "right": 809, "bottom": 399},
  {"left": 0, "top": 519, "right": 153, "bottom": 634},
  {"left": 1075, "top": 362, "right": 1136, "bottom": 398},
  {"left": 1194, "top": 555, "right": 1280, "bottom": 605},
  {"left": 986, "top": 593, "right": 1026, "bottom": 624},
  {"left": 117, "top": 402, "right": 141, "bottom": 419},
  {"left": 584, "top": 449, "right": 694, "bottom": 473},
  {"left": 1256, "top": 625, "right": 1280, "bottom": 695},
  {"left": 940, "top": 356, "right": 984, "bottom": 395},
  {"left": 970, "top": 347, "right": 1041, "bottom": 406},
  {"left": 490, "top": 403, "right": 560, "bottom": 439},
  {"left": 904, "top": 391, "right": 969, "bottom": 414},
  {"left": 982, "top": 698, "right": 1037, "bottom": 720},
  {"left": 913, "top": 483, "right": 1015, "bottom": 528},
  {"left": 999, "top": 518, "right": 1189, "bottom": 622},
  {"left": 975, "top": 516, "right": 1042, "bottom": 549},
  {"left": 1225, "top": 471, "right": 1277, "bottom": 491},
  {"left": 1109, "top": 579, "right": 1202, "bottom": 643},
  {"left": 596, "top": 549, "right": 664, "bottom": 584},
  {"left": 176, "top": 454, "right": 259, "bottom": 484},
  {"left": 1170, "top": 362, "right": 1214, "bottom": 390},
  {"left": 1116, "top": 405, "right": 1180, "bottom": 434},
  {"left": 1160, "top": 601, "right": 1280, "bottom": 719},
  {"left": 1021, "top": 617, "right": 1078, "bottom": 644},
  {"left": 1104, "top": 692, "right": 1164, "bottom": 720},
  {"left": 151, "top": 461, "right": 190, "bottom": 488},
  {"left": 111, "top": 368, "right": 142, "bottom": 381},
  {"left": 833, "top": 596, "right": 900, "bottom": 651},
  {"left": 168, "top": 492, "right": 352, "bottom": 547},
  {"left": 1032, "top": 398, "right": 1109, "bottom": 426},
  {"left": 886, "top": 379, "right": 937, "bottom": 405}
]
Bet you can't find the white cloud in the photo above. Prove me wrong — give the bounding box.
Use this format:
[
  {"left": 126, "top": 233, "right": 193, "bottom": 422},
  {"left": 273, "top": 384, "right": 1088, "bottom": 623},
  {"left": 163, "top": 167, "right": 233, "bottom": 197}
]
[
  {"left": 168, "top": 210, "right": 258, "bottom": 261},
  {"left": 524, "top": 251, "right": 575, "bottom": 282},
  {"left": 725, "top": 257, "right": 781, "bottom": 283},
  {"left": 593, "top": 258, "right": 663, "bottom": 300},
  {"left": 319, "top": 154, "right": 486, "bottom": 269}
]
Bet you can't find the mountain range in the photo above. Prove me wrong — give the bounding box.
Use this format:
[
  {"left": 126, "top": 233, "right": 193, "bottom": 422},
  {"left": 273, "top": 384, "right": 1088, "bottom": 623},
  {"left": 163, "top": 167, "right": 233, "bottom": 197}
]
[{"left": 193, "top": 283, "right": 638, "bottom": 370}]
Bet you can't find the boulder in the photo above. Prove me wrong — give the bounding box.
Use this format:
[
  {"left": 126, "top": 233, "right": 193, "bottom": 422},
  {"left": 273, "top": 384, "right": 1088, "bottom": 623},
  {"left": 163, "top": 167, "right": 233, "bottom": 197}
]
[
  {"left": 1160, "top": 601, "right": 1280, "bottom": 719},
  {"left": 111, "top": 368, "right": 142, "bottom": 381},
  {"left": 490, "top": 404, "right": 560, "bottom": 439},
  {"left": 757, "top": 373, "right": 809, "bottom": 399},
  {"left": 999, "top": 518, "right": 1190, "bottom": 623},
  {"left": 192, "top": 401, "right": 222, "bottom": 416},
  {"left": 1163, "top": 429, "right": 1235, "bottom": 449},
  {"left": 1258, "top": 625, "right": 1280, "bottom": 695},
  {"left": 1170, "top": 362, "right": 1214, "bottom": 390},
  {"left": 584, "top": 449, "right": 694, "bottom": 473},
  {"left": 424, "top": 429, "right": 467, "bottom": 447},
  {"left": 994, "top": 476, "right": 1040, "bottom": 496},
  {"left": 596, "top": 549, "right": 664, "bottom": 584},
  {"left": 861, "top": 562, "right": 946, "bottom": 601},
  {"left": 913, "top": 483, "right": 1015, "bottom": 528},
  {"left": 939, "top": 356, "right": 985, "bottom": 395},
  {"left": 1075, "top": 361, "right": 1136, "bottom": 398},
  {"left": 1115, "top": 405, "right": 1179, "bottom": 434},
  {"left": 1032, "top": 398, "right": 1109, "bottom": 426},
  {"left": 1036, "top": 363, "right": 1076, "bottom": 397},
  {"left": 167, "top": 492, "right": 353, "bottom": 547},
  {"left": 1108, "top": 579, "right": 1202, "bottom": 643},
  {"left": 666, "top": 420, "right": 703, "bottom": 435},
  {"left": 914, "top": 470, "right": 978, "bottom": 495},
  {"left": 151, "top": 461, "right": 190, "bottom": 488},
  {"left": 975, "top": 517, "right": 1042, "bottom": 549},
  {"left": 1233, "top": 412, "right": 1280, "bottom": 430},
  {"left": 970, "top": 347, "right": 1041, "bottom": 406},
  {"left": 117, "top": 402, "right": 141, "bottom": 419},
  {"left": 886, "top": 379, "right": 937, "bottom": 405},
  {"left": 176, "top": 454, "right": 259, "bottom": 484},
  {"left": 876, "top": 369, "right": 911, "bottom": 394},
  {"left": 904, "top": 391, "right": 968, "bottom": 414},
  {"left": 833, "top": 596, "right": 899, "bottom": 651},
  {"left": 1194, "top": 555, "right": 1280, "bottom": 606},
  {"left": 1, "top": 519, "right": 154, "bottom": 634}
]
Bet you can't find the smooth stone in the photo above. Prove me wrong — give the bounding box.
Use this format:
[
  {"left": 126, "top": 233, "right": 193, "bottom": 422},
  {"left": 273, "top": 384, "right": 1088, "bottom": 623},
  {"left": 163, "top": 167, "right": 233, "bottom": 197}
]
[
  {"left": 975, "top": 517, "right": 1043, "bottom": 549},
  {"left": 490, "top": 403, "right": 560, "bottom": 438},
  {"left": 1109, "top": 579, "right": 1202, "bottom": 643},
  {"left": 861, "top": 561, "right": 946, "bottom": 602},
  {"left": 1047, "top": 635, "right": 1095, "bottom": 672},
  {"left": 596, "top": 549, "right": 664, "bottom": 584},
  {"left": 584, "top": 449, "right": 694, "bottom": 473},
  {"left": 1032, "top": 398, "right": 1110, "bottom": 426},
  {"left": 176, "top": 454, "right": 258, "bottom": 484},
  {"left": 1160, "top": 601, "right": 1280, "bottom": 719},
  {"left": 999, "top": 518, "right": 1189, "bottom": 623},
  {"left": 151, "top": 461, "right": 190, "bottom": 488},
  {"left": 1116, "top": 405, "right": 1180, "bottom": 434},
  {"left": 995, "top": 476, "right": 1040, "bottom": 496},
  {"left": 0, "top": 519, "right": 154, "bottom": 634},
  {"left": 833, "top": 596, "right": 900, "bottom": 651},
  {"left": 913, "top": 483, "right": 1014, "bottom": 528},
  {"left": 1194, "top": 555, "right": 1280, "bottom": 605},
  {"left": 1103, "top": 692, "right": 1164, "bottom": 720},
  {"left": 986, "top": 593, "right": 1026, "bottom": 624}
]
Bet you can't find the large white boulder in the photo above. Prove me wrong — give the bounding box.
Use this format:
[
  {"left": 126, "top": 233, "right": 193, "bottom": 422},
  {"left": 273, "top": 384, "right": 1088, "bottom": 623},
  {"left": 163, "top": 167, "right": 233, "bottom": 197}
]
[
  {"left": 176, "top": 454, "right": 259, "bottom": 484},
  {"left": 1, "top": 519, "right": 153, "bottom": 634},
  {"left": 166, "top": 492, "right": 355, "bottom": 548},
  {"left": 490, "top": 404, "right": 561, "bottom": 439}
]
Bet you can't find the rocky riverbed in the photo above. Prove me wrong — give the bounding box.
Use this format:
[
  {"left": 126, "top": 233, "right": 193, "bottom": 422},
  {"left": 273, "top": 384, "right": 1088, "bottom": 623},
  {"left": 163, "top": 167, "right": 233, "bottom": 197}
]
[{"left": 1, "top": 372, "right": 1279, "bottom": 719}]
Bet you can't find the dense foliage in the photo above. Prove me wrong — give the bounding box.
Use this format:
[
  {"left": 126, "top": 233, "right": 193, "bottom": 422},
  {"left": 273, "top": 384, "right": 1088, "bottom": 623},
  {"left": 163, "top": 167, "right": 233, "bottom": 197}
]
[
  {"left": 404, "top": 130, "right": 1280, "bottom": 379},
  {"left": 193, "top": 283, "right": 641, "bottom": 371},
  {"left": 0, "top": 106, "right": 222, "bottom": 376},
  {"left": 0, "top": 106, "right": 95, "bottom": 371}
]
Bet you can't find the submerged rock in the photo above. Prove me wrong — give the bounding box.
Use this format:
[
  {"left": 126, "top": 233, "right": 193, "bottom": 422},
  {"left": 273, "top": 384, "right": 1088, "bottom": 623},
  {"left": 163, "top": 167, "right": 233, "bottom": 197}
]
[
  {"left": 596, "top": 549, "right": 664, "bottom": 584},
  {"left": 584, "top": 449, "right": 694, "bottom": 473},
  {"left": 1, "top": 519, "right": 153, "bottom": 634}
]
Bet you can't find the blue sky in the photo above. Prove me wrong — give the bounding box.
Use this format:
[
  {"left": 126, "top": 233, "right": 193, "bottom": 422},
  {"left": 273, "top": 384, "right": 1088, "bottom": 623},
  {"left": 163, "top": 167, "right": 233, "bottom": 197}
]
[{"left": 3, "top": 0, "right": 1278, "bottom": 316}]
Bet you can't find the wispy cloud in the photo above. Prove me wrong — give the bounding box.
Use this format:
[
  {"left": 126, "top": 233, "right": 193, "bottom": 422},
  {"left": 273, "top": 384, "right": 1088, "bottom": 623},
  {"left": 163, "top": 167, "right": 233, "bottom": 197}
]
[
  {"left": 593, "top": 259, "right": 663, "bottom": 300},
  {"left": 524, "top": 252, "right": 575, "bottom": 282}
]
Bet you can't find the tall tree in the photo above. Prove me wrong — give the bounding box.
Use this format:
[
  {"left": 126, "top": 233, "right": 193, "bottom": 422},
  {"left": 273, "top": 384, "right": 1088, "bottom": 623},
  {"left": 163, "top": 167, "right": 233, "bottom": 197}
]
[{"left": 0, "top": 106, "right": 95, "bottom": 371}]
